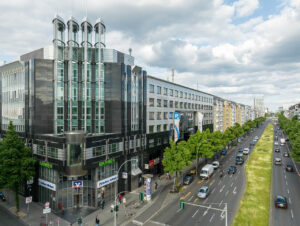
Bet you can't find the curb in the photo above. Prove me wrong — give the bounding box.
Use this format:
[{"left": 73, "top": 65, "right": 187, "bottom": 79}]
[{"left": 269, "top": 127, "right": 274, "bottom": 226}]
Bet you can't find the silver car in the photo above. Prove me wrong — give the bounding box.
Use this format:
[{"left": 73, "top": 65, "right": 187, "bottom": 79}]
[
  {"left": 198, "top": 186, "right": 209, "bottom": 199},
  {"left": 275, "top": 158, "right": 282, "bottom": 165},
  {"left": 212, "top": 161, "right": 220, "bottom": 169}
]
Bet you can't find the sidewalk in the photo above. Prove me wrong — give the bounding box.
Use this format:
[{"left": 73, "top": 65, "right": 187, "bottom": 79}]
[{"left": 0, "top": 190, "right": 70, "bottom": 226}]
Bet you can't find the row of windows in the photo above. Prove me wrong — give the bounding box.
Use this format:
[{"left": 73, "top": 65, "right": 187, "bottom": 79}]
[
  {"left": 149, "top": 111, "right": 213, "bottom": 121},
  {"left": 92, "top": 143, "right": 122, "bottom": 157},
  {"left": 148, "top": 84, "right": 213, "bottom": 103},
  {"left": 149, "top": 98, "right": 213, "bottom": 110}
]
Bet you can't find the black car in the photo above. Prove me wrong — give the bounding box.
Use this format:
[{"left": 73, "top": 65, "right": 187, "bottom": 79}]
[
  {"left": 275, "top": 148, "right": 280, "bottom": 153},
  {"left": 275, "top": 195, "right": 288, "bottom": 209},
  {"left": 228, "top": 166, "right": 237, "bottom": 174},
  {"left": 283, "top": 152, "right": 289, "bottom": 157},
  {"left": 286, "top": 165, "right": 294, "bottom": 172},
  {"left": 183, "top": 174, "right": 194, "bottom": 185}
]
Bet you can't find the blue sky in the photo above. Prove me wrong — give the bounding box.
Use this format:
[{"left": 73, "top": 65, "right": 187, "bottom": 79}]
[{"left": 1, "top": 0, "right": 300, "bottom": 111}]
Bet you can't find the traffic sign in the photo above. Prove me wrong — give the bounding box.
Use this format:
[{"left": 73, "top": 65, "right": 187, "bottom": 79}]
[
  {"left": 45, "top": 201, "right": 50, "bottom": 208},
  {"left": 26, "top": 197, "right": 32, "bottom": 204},
  {"left": 43, "top": 207, "right": 51, "bottom": 214}
]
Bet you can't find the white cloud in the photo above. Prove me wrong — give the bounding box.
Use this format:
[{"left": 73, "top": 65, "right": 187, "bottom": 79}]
[{"left": 234, "top": 0, "right": 259, "bottom": 18}]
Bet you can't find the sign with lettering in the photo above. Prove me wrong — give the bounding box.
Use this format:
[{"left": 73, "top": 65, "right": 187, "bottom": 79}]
[
  {"left": 38, "top": 178, "right": 56, "bottom": 191},
  {"left": 26, "top": 197, "right": 32, "bottom": 204},
  {"left": 97, "top": 174, "right": 118, "bottom": 188},
  {"left": 39, "top": 161, "right": 53, "bottom": 169},
  {"left": 149, "top": 160, "right": 154, "bottom": 167},
  {"left": 99, "top": 158, "right": 115, "bottom": 167},
  {"left": 72, "top": 180, "right": 83, "bottom": 188}
]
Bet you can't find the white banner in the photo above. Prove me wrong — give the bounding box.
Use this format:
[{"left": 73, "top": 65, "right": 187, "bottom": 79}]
[
  {"left": 38, "top": 178, "right": 56, "bottom": 191},
  {"left": 174, "top": 112, "right": 180, "bottom": 142},
  {"left": 197, "top": 112, "right": 203, "bottom": 132},
  {"left": 97, "top": 174, "right": 118, "bottom": 188}
]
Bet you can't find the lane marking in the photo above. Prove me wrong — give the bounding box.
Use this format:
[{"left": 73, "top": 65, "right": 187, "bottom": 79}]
[
  {"left": 291, "top": 210, "right": 294, "bottom": 219},
  {"left": 219, "top": 200, "right": 223, "bottom": 207},
  {"left": 289, "top": 197, "right": 292, "bottom": 204},
  {"left": 209, "top": 179, "right": 216, "bottom": 186},
  {"left": 192, "top": 209, "right": 199, "bottom": 218},
  {"left": 286, "top": 181, "right": 288, "bottom": 186},
  {"left": 238, "top": 171, "right": 240, "bottom": 175},
  {"left": 203, "top": 205, "right": 211, "bottom": 216},
  {"left": 218, "top": 181, "right": 221, "bottom": 186},
  {"left": 287, "top": 189, "right": 290, "bottom": 194},
  {"left": 211, "top": 188, "right": 216, "bottom": 194},
  {"left": 188, "top": 195, "right": 194, "bottom": 202},
  {"left": 198, "top": 180, "right": 204, "bottom": 184},
  {"left": 233, "top": 186, "right": 237, "bottom": 195},
  {"left": 194, "top": 197, "right": 199, "bottom": 203},
  {"left": 225, "top": 190, "right": 229, "bottom": 196},
  {"left": 285, "top": 175, "right": 287, "bottom": 179},
  {"left": 231, "top": 182, "right": 234, "bottom": 187},
  {"left": 180, "top": 191, "right": 191, "bottom": 200},
  {"left": 176, "top": 208, "right": 182, "bottom": 213},
  {"left": 149, "top": 220, "right": 170, "bottom": 226},
  {"left": 220, "top": 185, "right": 225, "bottom": 193},
  {"left": 209, "top": 213, "right": 215, "bottom": 222}
]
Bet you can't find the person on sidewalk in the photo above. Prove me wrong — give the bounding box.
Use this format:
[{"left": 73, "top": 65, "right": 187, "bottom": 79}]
[
  {"left": 96, "top": 216, "right": 100, "bottom": 226},
  {"left": 101, "top": 199, "right": 105, "bottom": 209},
  {"left": 155, "top": 182, "right": 158, "bottom": 190},
  {"left": 62, "top": 204, "right": 64, "bottom": 215}
]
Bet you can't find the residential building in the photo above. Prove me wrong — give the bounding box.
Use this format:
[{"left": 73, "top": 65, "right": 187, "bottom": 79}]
[
  {"left": 254, "top": 96, "right": 265, "bottom": 117},
  {"left": 213, "top": 96, "right": 224, "bottom": 132}
]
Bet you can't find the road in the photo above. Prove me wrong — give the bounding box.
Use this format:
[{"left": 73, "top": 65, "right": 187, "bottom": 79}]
[
  {"left": 128, "top": 121, "right": 268, "bottom": 226},
  {"left": 271, "top": 125, "right": 300, "bottom": 226},
  {"left": 0, "top": 204, "right": 27, "bottom": 226}
]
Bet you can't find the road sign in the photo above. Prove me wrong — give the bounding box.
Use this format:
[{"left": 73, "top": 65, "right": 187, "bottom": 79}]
[
  {"left": 45, "top": 201, "right": 50, "bottom": 208},
  {"left": 26, "top": 197, "right": 32, "bottom": 204},
  {"left": 43, "top": 207, "right": 51, "bottom": 214},
  {"left": 72, "top": 180, "right": 83, "bottom": 188},
  {"left": 56, "top": 217, "right": 60, "bottom": 221}
]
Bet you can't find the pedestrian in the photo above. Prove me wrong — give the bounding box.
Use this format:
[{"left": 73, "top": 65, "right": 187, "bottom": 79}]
[
  {"left": 62, "top": 204, "right": 64, "bottom": 215},
  {"left": 95, "top": 216, "right": 100, "bottom": 226},
  {"left": 101, "top": 190, "right": 105, "bottom": 199},
  {"left": 101, "top": 199, "right": 105, "bottom": 209},
  {"left": 155, "top": 182, "right": 158, "bottom": 190}
]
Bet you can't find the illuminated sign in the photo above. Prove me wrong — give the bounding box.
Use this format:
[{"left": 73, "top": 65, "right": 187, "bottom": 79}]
[{"left": 99, "top": 158, "right": 115, "bottom": 167}]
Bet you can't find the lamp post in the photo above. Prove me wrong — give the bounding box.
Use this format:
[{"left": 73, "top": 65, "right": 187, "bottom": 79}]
[{"left": 114, "top": 159, "right": 138, "bottom": 226}]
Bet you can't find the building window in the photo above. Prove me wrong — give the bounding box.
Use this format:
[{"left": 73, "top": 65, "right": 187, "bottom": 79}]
[
  {"left": 157, "top": 86, "right": 161, "bottom": 94},
  {"left": 164, "top": 100, "right": 168, "bottom": 108},
  {"left": 175, "top": 90, "right": 178, "bottom": 97},
  {"left": 149, "top": 84, "right": 154, "bottom": 93},
  {"left": 157, "top": 112, "right": 162, "bottom": 120},
  {"left": 188, "top": 93, "right": 191, "bottom": 99},
  {"left": 185, "top": 92, "right": 187, "bottom": 99},
  {"left": 164, "top": 124, "right": 168, "bottom": 131},
  {"left": 169, "top": 89, "right": 173, "bottom": 96},
  {"left": 192, "top": 94, "right": 194, "bottom": 100},
  {"left": 180, "top": 102, "right": 183, "bottom": 108},
  {"left": 157, "top": 125, "right": 161, "bottom": 132},
  {"left": 170, "top": 101, "right": 173, "bottom": 108},
  {"left": 149, "top": 98, "right": 154, "bottom": 107},
  {"left": 149, "top": 112, "right": 155, "bottom": 120},
  {"left": 184, "top": 102, "right": 187, "bottom": 109},
  {"left": 164, "top": 112, "right": 168, "bottom": 119},
  {"left": 163, "top": 87, "right": 168, "bottom": 95},
  {"left": 180, "top": 91, "right": 183, "bottom": 98},
  {"left": 188, "top": 103, "right": 191, "bottom": 109},
  {"left": 149, "top": 126, "right": 154, "bottom": 133},
  {"left": 157, "top": 99, "right": 162, "bottom": 107},
  {"left": 175, "top": 101, "right": 179, "bottom": 108}
]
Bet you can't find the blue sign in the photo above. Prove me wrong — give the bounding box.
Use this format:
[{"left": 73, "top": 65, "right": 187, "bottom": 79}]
[
  {"left": 174, "top": 112, "right": 180, "bottom": 120},
  {"left": 72, "top": 180, "right": 83, "bottom": 188},
  {"left": 168, "top": 112, "right": 173, "bottom": 119},
  {"left": 97, "top": 174, "right": 118, "bottom": 188}
]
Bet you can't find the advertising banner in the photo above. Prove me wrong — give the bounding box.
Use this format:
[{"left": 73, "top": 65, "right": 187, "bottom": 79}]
[
  {"left": 97, "top": 174, "right": 118, "bottom": 188},
  {"left": 146, "top": 178, "right": 152, "bottom": 200},
  {"left": 174, "top": 112, "right": 181, "bottom": 142},
  {"left": 38, "top": 178, "right": 56, "bottom": 191},
  {"left": 197, "top": 112, "right": 204, "bottom": 132}
]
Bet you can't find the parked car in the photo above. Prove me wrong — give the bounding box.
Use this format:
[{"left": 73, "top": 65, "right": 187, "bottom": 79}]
[
  {"left": 274, "top": 196, "right": 288, "bottom": 209},
  {"left": 286, "top": 138, "right": 289, "bottom": 142},
  {"left": 274, "top": 141, "right": 279, "bottom": 146},
  {"left": 212, "top": 161, "right": 220, "bottom": 169},
  {"left": 255, "top": 136, "right": 259, "bottom": 140},
  {"left": 243, "top": 148, "right": 249, "bottom": 155},
  {"left": 221, "top": 149, "right": 227, "bottom": 155},
  {"left": 275, "top": 158, "right": 282, "bottom": 165},
  {"left": 200, "top": 164, "right": 214, "bottom": 179},
  {"left": 0, "top": 192, "right": 6, "bottom": 201},
  {"left": 228, "top": 166, "right": 237, "bottom": 174},
  {"left": 236, "top": 154, "right": 244, "bottom": 165},
  {"left": 283, "top": 152, "right": 289, "bottom": 157},
  {"left": 285, "top": 165, "right": 294, "bottom": 172},
  {"left": 197, "top": 186, "right": 209, "bottom": 199},
  {"left": 250, "top": 141, "right": 255, "bottom": 146},
  {"left": 183, "top": 174, "right": 194, "bottom": 185},
  {"left": 275, "top": 148, "right": 280, "bottom": 153},
  {"left": 239, "top": 147, "right": 244, "bottom": 152}
]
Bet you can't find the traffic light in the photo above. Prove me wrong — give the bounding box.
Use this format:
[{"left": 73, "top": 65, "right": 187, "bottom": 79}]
[
  {"left": 77, "top": 217, "right": 82, "bottom": 224},
  {"left": 180, "top": 200, "right": 185, "bottom": 210},
  {"left": 139, "top": 192, "right": 144, "bottom": 201}
]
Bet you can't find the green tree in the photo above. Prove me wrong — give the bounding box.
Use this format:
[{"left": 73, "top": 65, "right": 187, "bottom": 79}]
[
  {"left": 162, "top": 140, "right": 191, "bottom": 187},
  {"left": 290, "top": 136, "right": 300, "bottom": 162},
  {"left": 0, "top": 121, "right": 36, "bottom": 212}
]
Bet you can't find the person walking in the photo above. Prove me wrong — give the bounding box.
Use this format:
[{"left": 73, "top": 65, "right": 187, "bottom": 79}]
[
  {"left": 155, "top": 182, "right": 158, "bottom": 190},
  {"left": 95, "top": 216, "right": 100, "bottom": 226},
  {"left": 101, "top": 199, "right": 105, "bottom": 209}
]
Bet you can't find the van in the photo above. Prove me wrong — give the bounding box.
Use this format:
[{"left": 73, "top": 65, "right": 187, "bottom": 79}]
[
  {"left": 280, "top": 138, "right": 285, "bottom": 146},
  {"left": 200, "top": 164, "right": 214, "bottom": 179},
  {"left": 236, "top": 154, "right": 244, "bottom": 165}
]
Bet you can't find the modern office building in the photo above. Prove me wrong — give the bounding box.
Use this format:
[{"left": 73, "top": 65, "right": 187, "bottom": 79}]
[{"left": 254, "top": 96, "right": 265, "bottom": 117}]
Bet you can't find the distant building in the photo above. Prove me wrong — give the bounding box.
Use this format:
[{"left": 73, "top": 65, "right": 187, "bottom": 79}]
[{"left": 253, "top": 96, "right": 265, "bottom": 117}]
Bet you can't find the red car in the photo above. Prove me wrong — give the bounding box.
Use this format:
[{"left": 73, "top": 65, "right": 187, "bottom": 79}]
[
  {"left": 286, "top": 165, "right": 294, "bottom": 172},
  {"left": 275, "top": 196, "right": 288, "bottom": 209}
]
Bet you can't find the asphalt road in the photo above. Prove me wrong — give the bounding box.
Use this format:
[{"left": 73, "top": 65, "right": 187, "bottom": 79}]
[
  {"left": 133, "top": 122, "right": 269, "bottom": 226},
  {"left": 272, "top": 125, "right": 300, "bottom": 226},
  {"left": 0, "top": 204, "right": 27, "bottom": 226}
]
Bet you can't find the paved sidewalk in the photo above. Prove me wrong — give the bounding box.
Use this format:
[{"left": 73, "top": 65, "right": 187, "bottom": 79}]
[{"left": 0, "top": 190, "right": 70, "bottom": 226}]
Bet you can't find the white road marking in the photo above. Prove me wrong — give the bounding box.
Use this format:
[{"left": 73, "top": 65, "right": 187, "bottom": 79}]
[
  {"left": 149, "top": 220, "right": 170, "bottom": 226},
  {"left": 225, "top": 190, "right": 229, "bottom": 196},
  {"left": 233, "top": 186, "right": 237, "bottom": 194},
  {"left": 238, "top": 171, "right": 240, "bottom": 175},
  {"left": 220, "top": 185, "right": 225, "bottom": 193},
  {"left": 289, "top": 198, "right": 292, "bottom": 204},
  {"left": 220, "top": 210, "right": 225, "bottom": 219},
  {"left": 219, "top": 200, "right": 223, "bottom": 207},
  {"left": 231, "top": 182, "right": 234, "bottom": 187},
  {"left": 286, "top": 181, "right": 288, "bottom": 186},
  {"left": 285, "top": 175, "right": 287, "bottom": 179},
  {"left": 188, "top": 195, "right": 194, "bottom": 202},
  {"left": 176, "top": 208, "right": 182, "bottom": 213},
  {"left": 218, "top": 181, "right": 221, "bottom": 186},
  {"left": 211, "top": 188, "right": 216, "bottom": 194},
  {"left": 287, "top": 189, "right": 290, "bottom": 194},
  {"left": 203, "top": 205, "right": 211, "bottom": 216},
  {"left": 192, "top": 209, "right": 199, "bottom": 218},
  {"left": 209, "top": 213, "right": 215, "bottom": 222},
  {"left": 291, "top": 210, "right": 294, "bottom": 219},
  {"left": 229, "top": 175, "right": 232, "bottom": 178}
]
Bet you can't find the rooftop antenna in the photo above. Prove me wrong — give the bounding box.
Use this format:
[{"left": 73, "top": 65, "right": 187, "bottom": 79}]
[
  {"left": 171, "top": 67, "right": 174, "bottom": 83},
  {"left": 129, "top": 48, "right": 132, "bottom": 56}
]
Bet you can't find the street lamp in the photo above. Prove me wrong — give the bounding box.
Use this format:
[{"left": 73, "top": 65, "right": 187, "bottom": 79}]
[{"left": 114, "top": 159, "right": 138, "bottom": 226}]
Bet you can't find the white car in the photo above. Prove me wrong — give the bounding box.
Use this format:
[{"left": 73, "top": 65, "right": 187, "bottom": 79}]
[
  {"left": 198, "top": 186, "right": 209, "bottom": 199},
  {"left": 275, "top": 158, "right": 282, "bottom": 165},
  {"left": 212, "top": 161, "right": 220, "bottom": 169},
  {"left": 274, "top": 141, "right": 279, "bottom": 146},
  {"left": 243, "top": 148, "right": 250, "bottom": 155},
  {"left": 255, "top": 136, "right": 259, "bottom": 140}
]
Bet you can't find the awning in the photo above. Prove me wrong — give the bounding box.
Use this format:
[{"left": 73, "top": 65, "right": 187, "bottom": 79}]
[{"left": 131, "top": 167, "right": 142, "bottom": 176}]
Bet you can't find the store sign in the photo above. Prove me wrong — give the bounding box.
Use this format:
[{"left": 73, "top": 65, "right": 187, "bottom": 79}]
[
  {"left": 39, "top": 161, "right": 52, "bottom": 169},
  {"left": 38, "top": 178, "right": 56, "bottom": 191},
  {"left": 99, "top": 158, "right": 115, "bottom": 167},
  {"left": 72, "top": 180, "right": 83, "bottom": 188},
  {"left": 144, "top": 164, "right": 149, "bottom": 169},
  {"left": 122, "top": 172, "right": 128, "bottom": 179},
  {"left": 97, "top": 174, "right": 118, "bottom": 188},
  {"left": 149, "top": 160, "right": 154, "bottom": 167},
  {"left": 43, "top": 207, "right": 51, "bottom": 214},
  {"left": 153, "top": 158, "right": 160, "bottom": 165}
]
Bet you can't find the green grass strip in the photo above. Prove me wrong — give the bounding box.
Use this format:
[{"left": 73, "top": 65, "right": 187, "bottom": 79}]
[{"left": 233, "top": 123, "right": 274, "bottom": 226}]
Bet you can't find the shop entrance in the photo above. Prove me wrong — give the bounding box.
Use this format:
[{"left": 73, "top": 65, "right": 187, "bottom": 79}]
[{"left": 73, "top": 193, "right": 82, "bottom": 208}]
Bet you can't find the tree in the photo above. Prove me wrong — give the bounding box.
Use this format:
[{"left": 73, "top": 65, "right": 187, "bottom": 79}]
[
  {"left": 162, "top": 140, "right": 191, "bottom": 187},
  {"left": 290, "top": 137, "right": 300, "bottom": 162},
  {"left": 0, "top": 121, "right": 36, "bottom": 212}
]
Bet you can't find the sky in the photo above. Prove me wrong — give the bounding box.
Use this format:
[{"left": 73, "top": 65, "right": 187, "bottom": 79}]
[{"left": 1, "top": 0, "right": 300, "bottom": 111}]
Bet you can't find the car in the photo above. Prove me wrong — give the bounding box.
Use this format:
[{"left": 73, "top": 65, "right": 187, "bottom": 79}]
[
  {"left": 212, "top": 161, "right": 220, "bottom": 169},
  {"left": 250, "top": 141, "right": 255, "bottom": 146},
  {"left": 283, "top": 152, "right": 289, "bottom": 157},
  {"left": 275, "top": 136, "right": 278, "bottom": 141},
  {"left": 286, "top": 138, "right": 289, "bottom": 142},
  {"left": 255, "top": 136, "right": 259, "bottom": 140},
  {"left": 228, "top": 166, "right": 237, "bottom": 174},
  {"left": 275, "top": 158, "right": 282, "bottom": 165},
  {"left": 221, "top": 149, "right": 227, "bottom": 155},
  {"left": 275, "top": 148, "right": 280, "bottom": 153},
  {"left": 286, "top": 165, "right": 294, "bottom": 172},
  {"left": 243, "top": 148, "right": 249, "bottom": 155},
  {"left": 183, "top": 174, "right": 194, "bottom": 185},
  {"left": 274, "top": 141, "right": 279, "bottom": 146},
  {"left": 197, "top": 186, "right": 209, "bottom": 198},
  {"left": 239, "top": 147, "right": 244, "bottom": 152},
  {"left": 236, "top": 154, "right": 244, "bottom": 165},
  {"left": 253, "top": 139, "right": 257, "bottom": 143},
  {"left": 0, "top": 192, "right": 6, "bottom": 201},
  {"left": 274, "top": 196, "right": 288, "bottom": 209}
]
